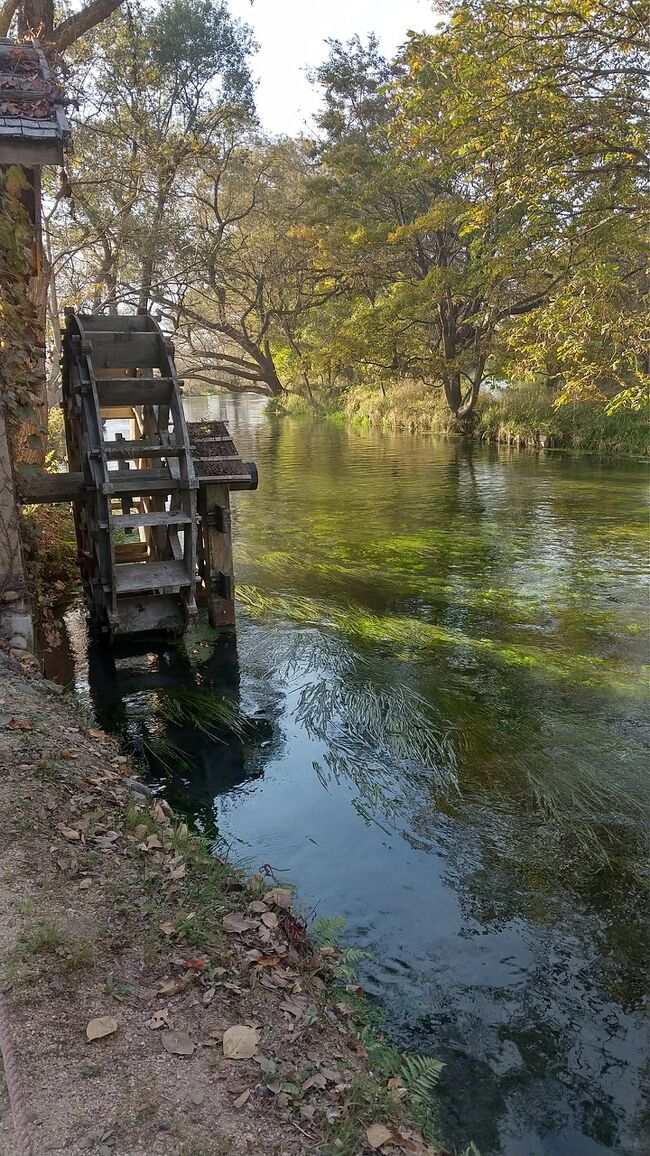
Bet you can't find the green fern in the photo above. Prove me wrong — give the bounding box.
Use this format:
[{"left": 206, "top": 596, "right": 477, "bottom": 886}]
[
  {"left": 312, "top": 914, "right": 347, "bottom": 948},
  {"left": 399, "top": 1054, "right": 444, "bottom": 1106}
]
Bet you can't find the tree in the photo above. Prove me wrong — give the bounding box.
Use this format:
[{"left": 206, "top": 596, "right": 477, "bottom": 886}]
[
  {"left": 48, "top": 0, "right": 255, "bottom": 389},
  {"left": 170, "top": 138, "right": 333, "bottom": 397},
  {"left": 305, "top": 0, "right": 647, "bottom": 419},
  {"left": 0, "top": 0, "right": 125, "bottom": 47}
]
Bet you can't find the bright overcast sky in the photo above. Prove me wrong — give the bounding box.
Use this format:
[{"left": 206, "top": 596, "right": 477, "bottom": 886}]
[{"left": 227, "top": 0, "right": 439, "bottom": 135}]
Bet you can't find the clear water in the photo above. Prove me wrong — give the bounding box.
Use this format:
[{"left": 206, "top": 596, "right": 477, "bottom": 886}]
[{"left": 52, "top": 395, "right": 650, "bottom": 1156}]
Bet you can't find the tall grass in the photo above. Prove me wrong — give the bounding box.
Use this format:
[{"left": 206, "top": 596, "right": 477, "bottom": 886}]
[{"left": 268, "top": 379, "right": 649, "bottom": 457}]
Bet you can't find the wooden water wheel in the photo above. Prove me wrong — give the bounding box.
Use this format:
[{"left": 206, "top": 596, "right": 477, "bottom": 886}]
[{"left": 34, "top": 309, "right": 259, "bottom": 638}]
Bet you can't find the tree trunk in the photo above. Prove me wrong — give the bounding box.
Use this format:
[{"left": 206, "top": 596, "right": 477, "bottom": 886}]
[{"left": 443, "top": 373, "right": 462, "bottom": 415}]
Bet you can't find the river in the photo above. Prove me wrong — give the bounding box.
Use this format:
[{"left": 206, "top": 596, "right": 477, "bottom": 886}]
[{"left": 49, "top": 394, "right": 649, "bottom": 1156}]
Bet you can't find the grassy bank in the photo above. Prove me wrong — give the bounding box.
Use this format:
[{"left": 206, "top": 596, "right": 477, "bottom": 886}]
[
  {"left": 267, "top": 382, "right": 649, "bottom": 458},
  {"left": 0, "top": 656, "right": 460, "bottom": 1156}
]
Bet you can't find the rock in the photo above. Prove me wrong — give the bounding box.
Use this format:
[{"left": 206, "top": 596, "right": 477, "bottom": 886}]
[
  {"left": 8, "top": 635, "right": 28, "bottom": 650},
  {"left": 0, "top": 590, "right": 20, "bottom": 603},
  {"left": 42, "top": 679, "right": 63, "bottom": 694},
  {"left": 124, "top": 778, "right": 155, "bottom": 797}
]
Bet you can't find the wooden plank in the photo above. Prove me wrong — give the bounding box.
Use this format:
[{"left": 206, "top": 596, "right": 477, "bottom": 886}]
[
  {"left": 79, "top": 315, "right": 153, "bottom": 333},
  {"left": 104, "top": 440, "right": 186, "bottom": 459},
  {"left": 98, "top": 406, "right": 140, "bottom": 420},
  {"left": 89, "top": 332, "right": 161, "bottom": 371},
  {"left": 114, "top": 559, "right": 191, "bottom": 595},
  {"left": 104, "top": 468, "right": 182, "bottom": 495},
  {"left": 0, "top": 139, "right": 63, "bottom": 164},
  {"left": 194, "top": 471, "right": 257, "bottom": 489},
  {"left": 112, "top": 511, "right": 192, "bottom": 529},
  {"left": 115, "top": 541, "right": 148, "bottom": 562},
  {"left": 17, "top": 469, "right": 85, "bottom": 503},
  {"left": 97, "top": 379, "right": 171, "bottom": 406},
  {"left": 114, "top": 594, "right": 185, "bottom": 634}
]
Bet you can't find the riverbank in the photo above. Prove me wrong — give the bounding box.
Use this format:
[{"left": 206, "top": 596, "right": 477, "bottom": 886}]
[
  {"left": 267, "top": 382, "right": 649, "bottom": 457},
  {"left": 0, "top": 655, "right": 446, "bottom": 1156}
]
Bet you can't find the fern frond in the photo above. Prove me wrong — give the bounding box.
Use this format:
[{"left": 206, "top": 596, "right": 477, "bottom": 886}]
[{"left": 400, "top": 1053, "right": 444, "bottom": 1104}]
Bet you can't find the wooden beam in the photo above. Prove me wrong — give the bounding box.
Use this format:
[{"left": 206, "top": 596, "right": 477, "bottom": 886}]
[
  {"left": 17, "top": 469, "right": 85, "bottom": 503},
  {"left": 198, "top": 483, "right": 235, "bottom": 628}
]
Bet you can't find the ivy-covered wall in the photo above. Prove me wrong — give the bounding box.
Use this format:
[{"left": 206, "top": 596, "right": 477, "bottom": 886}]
[{"left": 0, "top": 163, "right": 39, "bottom": 654}]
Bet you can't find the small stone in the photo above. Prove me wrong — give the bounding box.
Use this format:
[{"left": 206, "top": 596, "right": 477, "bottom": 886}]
[
  {"left": 25, "top": 1109, "right": 38, "bottom": 1123},
  {"left": 157, "top": 1120, "right": 172, "bottom": 1132},
  {"left": 190, "top": 1090, "right": 204, "bottom": 1106}
]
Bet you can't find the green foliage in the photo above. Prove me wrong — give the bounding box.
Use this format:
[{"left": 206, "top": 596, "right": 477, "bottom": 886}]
[
  {"left": 45, "top": 0, "right": 647, "bottom": 442},
  {"left": 0, "top": 167, "right": 45, "bottom": 435},
  {"left": 399, "top": 1054, "right": 445, "bottom": 1108}
]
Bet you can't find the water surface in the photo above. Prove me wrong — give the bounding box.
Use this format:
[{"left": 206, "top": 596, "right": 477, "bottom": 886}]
[{"left": 55, "top": 395, "right": 649, "bottom": 1156}]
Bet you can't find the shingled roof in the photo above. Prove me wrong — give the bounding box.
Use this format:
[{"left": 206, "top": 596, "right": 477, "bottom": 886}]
[{"left": 0, "top": 37, "right": 71, "bottom": 165}]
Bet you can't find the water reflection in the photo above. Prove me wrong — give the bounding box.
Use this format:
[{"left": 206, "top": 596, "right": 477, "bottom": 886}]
[{"left": 49, "top": 395, "right": 649, "bottom": 1156}]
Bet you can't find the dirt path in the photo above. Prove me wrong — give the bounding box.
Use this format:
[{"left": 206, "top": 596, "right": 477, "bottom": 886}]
[{"left": 0, "top": 655, "right": 441, "bottom": 1156}]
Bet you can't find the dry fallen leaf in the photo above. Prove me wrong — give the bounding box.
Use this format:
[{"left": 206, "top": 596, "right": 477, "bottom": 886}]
[
  {"left": 233, "top": 1089, "right": 251, "bottom": 1109},
  {"left": 159, "top": 921, "right": 175, "bottom": 936},
  {"left": 8, "top": 718, "right": 32, "bottom": 731},
  {"left": 148, "top": 1009, "right": 171, "bottom": 1030},
  {"left": 222, "top": 1025, "right": 260, "bottom": 1060},
  {"left": 279, "top": 995, "right": 309, "bottom": 1018},
  {"left": 261, "top": 911, "right": 278, "bottom": 929},
  {"left": 157, "top": 977, "right": 187, "bottom": 996},
  {"left": 202, "top": 987, "right": 216, "bottom": 1006},
  {"left": 86, "top": 1016, "right": 118, "bottom": 1042},
  {"left": 78, "top": 878, "right": 92, "bottom": 891},
  {"left": 222, "top": 911, "right": 258, "bottom": 934},
  {"left": 367, "top": 1124, "right": 393, "bottom": 1150},
  {"left": 161, "top": 1030, "right": 195, "bottom": 1056},
  {"left": 263, "top": 887, "right": 293, "bottom": 909},
  {"left": 151, "top": 800, "right": 173, "bottom": 823},
  {"left": 147, "top": 834, "right": 163, "bottom": 850},
  {"left": 59, "top": 826, "right": 81, "bottom": 842}
]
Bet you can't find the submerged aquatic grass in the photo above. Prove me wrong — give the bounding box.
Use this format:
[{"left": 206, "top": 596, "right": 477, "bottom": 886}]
[{"left": 237, "top": 585, "right": 644, "bottom": 694}]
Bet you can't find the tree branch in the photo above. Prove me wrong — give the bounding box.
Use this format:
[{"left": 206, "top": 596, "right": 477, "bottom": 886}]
[
  {"left": 0, "top": 0, "right": 19, "bottom": 35},
  {"left": 52, "top": 0, "right": 124, "bottom": 52}
]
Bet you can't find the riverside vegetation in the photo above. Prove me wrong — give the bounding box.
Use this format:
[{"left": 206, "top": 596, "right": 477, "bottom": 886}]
[
  {"left": 267, "top": 381, "right": 650, "bottom": 457},
  {"left": 34, "top": 0, "right": 647, "bottom": 454}
]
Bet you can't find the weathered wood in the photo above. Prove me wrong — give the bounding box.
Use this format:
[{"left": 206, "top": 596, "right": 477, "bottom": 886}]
[
  {"left": 112, "top": 511, "right": 192, "bottom": 529},
  {"left": 114, "top": 541, "right": 148, "bottom": 562},
  {"left": 114, "top": 558, "right": 191, "bottom": 595},
  {"left": 198, "top": 483, "right": 235, "bottom": 628},
  {"left": 104, "top": 440, "right": 186, "bottom": 459},
  {"left": 103, "top": 469, "right": 184, "bottom": 495},
  {"left": 96, "top": 379, "right": 171, "bottom": 406},
  {"left": 111, "top": 594, "right": 185, "bottom": 633},
  {"left": 78, "top": 314, "right": 153, "bottom": 333},
  {"left": 17, "top": 469, "right": 86, "bottom": 503},
  {"left": 88, "top": 332, "right": 161, "bottom": 371}
]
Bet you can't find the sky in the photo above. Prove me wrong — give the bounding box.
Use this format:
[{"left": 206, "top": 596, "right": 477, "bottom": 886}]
[{"left": 227, "top": 0, "right": 439, "bottom": 135}]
